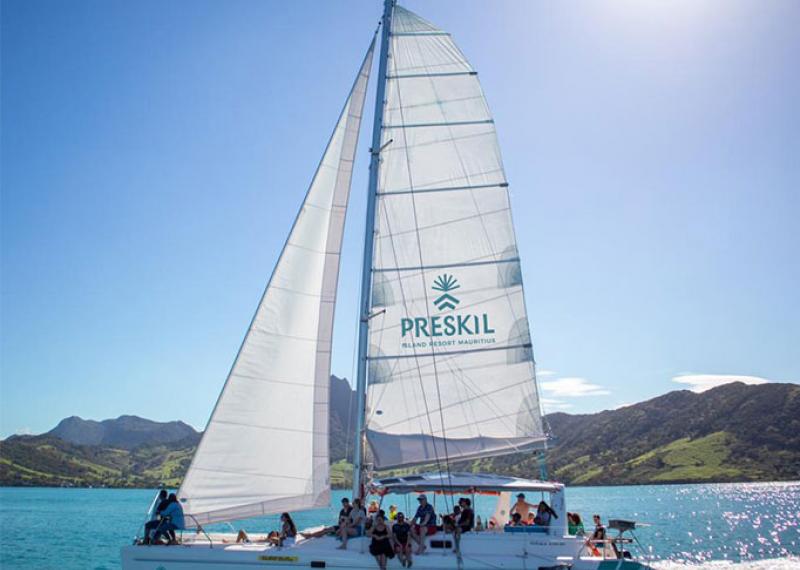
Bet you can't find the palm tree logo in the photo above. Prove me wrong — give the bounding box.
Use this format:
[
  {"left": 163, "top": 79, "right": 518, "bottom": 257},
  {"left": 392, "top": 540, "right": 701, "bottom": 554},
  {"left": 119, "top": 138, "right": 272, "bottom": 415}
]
[{"left": 432, "top": 274, "right": 460, "bottom": 311}]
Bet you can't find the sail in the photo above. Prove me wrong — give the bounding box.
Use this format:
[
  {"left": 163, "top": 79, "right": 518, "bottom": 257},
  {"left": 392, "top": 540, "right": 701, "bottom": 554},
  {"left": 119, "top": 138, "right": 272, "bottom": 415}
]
[
  {"left": 364, "top": 5, "right": 546, "bottom": 470},
  {"left": 178, "top": 39, "right": 375, "bottom": 526}
]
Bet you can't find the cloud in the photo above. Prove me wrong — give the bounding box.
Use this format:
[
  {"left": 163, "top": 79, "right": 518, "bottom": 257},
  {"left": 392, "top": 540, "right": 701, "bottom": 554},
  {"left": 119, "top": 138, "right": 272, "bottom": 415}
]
[
  {"left": 672, "top": 374, "right": 770, "bottom": 393},
  {"left": 540, "top": 377, "right": 610, "bottom": 397},
  {"left": 536, "top": 369, "right": 557, "bottom": 377},
  {"left": 15, "top": 427, "right": 32, "bottom": 436},
  {"left": 541, "top": 397, "right": 573, "bottom": 411}
]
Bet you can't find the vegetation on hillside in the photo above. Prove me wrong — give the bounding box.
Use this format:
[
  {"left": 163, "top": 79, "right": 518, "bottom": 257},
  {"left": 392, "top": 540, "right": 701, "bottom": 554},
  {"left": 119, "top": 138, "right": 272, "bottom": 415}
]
[{"left": 2, "top": 381, "right": 798, "bottom": 488}]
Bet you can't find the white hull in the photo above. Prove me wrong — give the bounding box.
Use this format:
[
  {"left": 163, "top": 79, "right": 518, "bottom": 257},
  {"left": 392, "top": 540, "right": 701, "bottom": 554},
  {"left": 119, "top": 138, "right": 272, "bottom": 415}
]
[{"left": 121, "top": 533, "right": 652, "bottom": 570}]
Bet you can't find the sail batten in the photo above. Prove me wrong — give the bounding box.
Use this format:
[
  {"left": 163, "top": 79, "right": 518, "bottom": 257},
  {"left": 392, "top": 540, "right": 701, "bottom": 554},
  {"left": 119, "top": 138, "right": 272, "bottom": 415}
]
[
  {"left": 364, "top": 5, "right": 545, "bottom": 470},
  {"left": 177, "top": 38, "right": 375, "bottom": 526}
]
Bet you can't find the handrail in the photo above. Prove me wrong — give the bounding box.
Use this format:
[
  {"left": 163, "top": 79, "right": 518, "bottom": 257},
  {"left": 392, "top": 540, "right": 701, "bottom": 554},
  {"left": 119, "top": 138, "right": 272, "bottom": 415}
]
[{"left": 184, "top": 514, "right": 214, "bottom": 549}]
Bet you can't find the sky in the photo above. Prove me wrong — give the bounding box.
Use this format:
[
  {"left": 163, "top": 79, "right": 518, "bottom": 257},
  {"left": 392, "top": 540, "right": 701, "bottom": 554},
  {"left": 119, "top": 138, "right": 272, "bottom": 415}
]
[{"left": 2, "top": 0, "right": 798, "bottom": 438}]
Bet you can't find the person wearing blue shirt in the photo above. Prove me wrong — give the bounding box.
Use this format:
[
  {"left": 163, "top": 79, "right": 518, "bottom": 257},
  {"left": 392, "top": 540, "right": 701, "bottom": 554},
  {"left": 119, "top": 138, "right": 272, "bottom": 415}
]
[
  {"left": 142, "top": 489, "right": 169, "bottom": 545},
  {"left": 153, "top": 493, "right": 185, "bottom": 544},
  {"left": 410, "top": 494, "right": 436, "bottom": 554}
]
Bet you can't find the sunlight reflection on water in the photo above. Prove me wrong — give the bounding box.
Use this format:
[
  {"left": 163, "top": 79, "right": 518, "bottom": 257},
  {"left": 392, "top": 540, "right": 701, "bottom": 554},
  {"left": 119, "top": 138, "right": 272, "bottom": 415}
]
[{"left": 0, "top": 481, "right": 798, "bottom": 569}]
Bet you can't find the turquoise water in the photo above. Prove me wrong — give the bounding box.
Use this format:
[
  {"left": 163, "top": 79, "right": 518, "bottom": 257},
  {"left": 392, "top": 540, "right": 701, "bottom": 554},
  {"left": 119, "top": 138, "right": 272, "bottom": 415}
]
[{"left": 1, "top": 483, "right": 798, "bottom": 569}]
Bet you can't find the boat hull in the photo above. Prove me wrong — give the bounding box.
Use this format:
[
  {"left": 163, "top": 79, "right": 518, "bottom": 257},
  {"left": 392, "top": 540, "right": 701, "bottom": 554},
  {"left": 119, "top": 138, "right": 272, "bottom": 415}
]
[{"left": 121, "top": 534, "right": 653, "bottom": 570}]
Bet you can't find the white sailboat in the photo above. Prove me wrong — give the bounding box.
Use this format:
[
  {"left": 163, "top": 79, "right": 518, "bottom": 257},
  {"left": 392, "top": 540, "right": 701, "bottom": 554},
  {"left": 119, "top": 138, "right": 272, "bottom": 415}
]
[{"left": 122, "top": 2, "right": 654, "bottom": 569}]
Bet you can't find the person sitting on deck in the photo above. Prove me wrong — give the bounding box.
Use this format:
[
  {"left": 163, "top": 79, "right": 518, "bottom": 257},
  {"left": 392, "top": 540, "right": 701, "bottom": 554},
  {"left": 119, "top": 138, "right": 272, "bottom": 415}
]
[
  {"left": 339, "top": 497, "right": 353, "bottom": 521},
  {"left": 153, "top": 493, "right": 185, "bottom": 544},
  {"left": 368, "top": 500, "right": 380, "bottom": 518},
  {"left": 273, "top": 512, "right": 297, "bottom": 547},
  {"left": 526, "top": 512, "right": 535, "bottom": 526},
  {"left": 506, "top": 513, "right": 525, "bottom": 527},
  {"left": 457, "top": 498, "right": 474, "bottom": 533},
  {"left": 587, "top": 514, "right": 607, "bottom": 556},
  {"left": 441, "top": 514, "right": 457, "bottom": 535},
  {"left": 142, "top": 489, "right": 169, "bottom": 544},
  {"left": 368, "top": 514, "right": 394, "bottom": 570},
  {"left": 391, "top": 512, "right": 413, "bottom": 568},
  {"left": 533, "top": 501, "right": 557, "bottom": 526},
  {"left": 410, "top": 494, "right": 436, "bottom": 555},
  {"left": 388, "top": 504, "right": 398, "bottom": 523},
  {"left": 568, "top": 512, "right": 585, "bottom": 536},
  {"left": 510, "top": 493, "right": 536, "bottom": 520},
  {"left": 337, "top": 498, "right": 367, "bottom": 550},
  {"left": 448, "top": 506, "right": 461, "bottom": 532}
]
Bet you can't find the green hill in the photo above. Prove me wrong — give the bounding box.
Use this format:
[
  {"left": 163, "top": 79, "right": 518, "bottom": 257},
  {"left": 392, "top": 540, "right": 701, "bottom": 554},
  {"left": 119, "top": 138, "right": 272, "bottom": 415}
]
[{"left": 2, "top": 381, "right": 798, "bottom": 488}]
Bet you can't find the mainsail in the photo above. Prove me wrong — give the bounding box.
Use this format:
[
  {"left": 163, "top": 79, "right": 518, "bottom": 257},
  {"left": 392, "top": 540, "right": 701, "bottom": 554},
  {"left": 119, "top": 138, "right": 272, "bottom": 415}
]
[
  {"left": 364, "top": 6, "right": 546, "bottom": 469},
  {"left": 178, "top": 39, "right": 375, "bottom": 526}
]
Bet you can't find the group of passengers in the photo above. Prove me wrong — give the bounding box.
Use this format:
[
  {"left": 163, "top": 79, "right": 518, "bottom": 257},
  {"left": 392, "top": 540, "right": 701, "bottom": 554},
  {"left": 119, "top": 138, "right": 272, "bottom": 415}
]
[
  {"left": 564, "top": 511, "right": 613, "bottom": 557},
  {"left": 334, "top": 494, "right": 475, "bottom": 569},
  {"left": 141, "top": 488, "right": 610, "bottom": 562},
  {"left": 505, "top": 493, "right": 558, "bottom": 528},
  {"left": 142, "top": 490, "right": 186, "bottom": 545}
]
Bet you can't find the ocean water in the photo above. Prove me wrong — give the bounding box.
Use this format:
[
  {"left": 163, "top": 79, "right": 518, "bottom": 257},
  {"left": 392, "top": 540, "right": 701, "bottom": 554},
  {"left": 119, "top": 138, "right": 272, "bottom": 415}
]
[{"left": 0, "top": 482, "right": 798, "bottom": 569}]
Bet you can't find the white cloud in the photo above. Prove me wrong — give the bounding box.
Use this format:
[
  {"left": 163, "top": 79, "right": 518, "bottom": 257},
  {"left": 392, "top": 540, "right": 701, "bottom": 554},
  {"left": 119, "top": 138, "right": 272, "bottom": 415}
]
[
  {"left": 15, "top": 427, "right": 32, "bottom": 436},
  {"left": 672, "top": 374, "right": 770, "bottom": 393},
  {"left": 540, "top": 377, "right": 611, "bottom": 397},
  {"left": 536, "top": 369, "right": 557, "bottom": 377},
  {"left": 541, "top": 397, "right": 573, "bottom": 411}
]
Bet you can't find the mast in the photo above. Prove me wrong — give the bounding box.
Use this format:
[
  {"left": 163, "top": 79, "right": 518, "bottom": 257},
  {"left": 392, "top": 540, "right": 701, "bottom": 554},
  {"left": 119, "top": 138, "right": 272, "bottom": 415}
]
[{"left": 352, "top": 0, "right": 394, "bottom": 499}]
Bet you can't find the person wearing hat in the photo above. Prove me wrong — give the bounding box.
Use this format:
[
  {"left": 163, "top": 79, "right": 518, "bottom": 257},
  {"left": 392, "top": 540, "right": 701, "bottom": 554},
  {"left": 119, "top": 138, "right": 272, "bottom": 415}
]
[
  {"left": 510, "top": 493, "right": 535, "bottom": 521},
  {"left": 410, "top": 494, "right": 436, "bottom": 554}
]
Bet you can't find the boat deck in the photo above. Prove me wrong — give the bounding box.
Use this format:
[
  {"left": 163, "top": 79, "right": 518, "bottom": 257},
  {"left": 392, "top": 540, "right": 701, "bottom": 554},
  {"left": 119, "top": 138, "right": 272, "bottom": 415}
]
[{"left": 123, "top": 529, "right": 650, "bottom": 570}]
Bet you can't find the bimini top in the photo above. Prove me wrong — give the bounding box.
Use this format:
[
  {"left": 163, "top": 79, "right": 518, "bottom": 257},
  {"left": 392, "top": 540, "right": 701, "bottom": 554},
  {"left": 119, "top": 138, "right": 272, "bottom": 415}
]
[{"left": 370, "top": 472, "right": 563, "bottom": 496}]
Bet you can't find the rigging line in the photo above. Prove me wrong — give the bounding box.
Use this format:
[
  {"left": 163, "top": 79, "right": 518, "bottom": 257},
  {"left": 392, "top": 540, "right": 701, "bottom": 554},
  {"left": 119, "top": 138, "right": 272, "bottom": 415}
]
[
  {"left": 371, "top": 206, "right": 511, "bottom": 239},
  {"left": 394, "top": 36, "right": 456, "bottom": 506},
  {"left": 370, "top": 38, "right": 450, "bottom": 501},
  {"left": 375, "top": 139, "right": 449, "bottom": 493},
  {"left": 368, "top": 343, "right": 532, "bottom": 361},
  {"left": 380, "top": 168, "right": 505, "bottom": 196},
  {"left": 373, "top": 255, "right": 517, "bottom": 274},
  {"left": 450, "top": 359, "right": 538, "bottom": 445},
  {"left": 380, "top": 130, "right": 498, "bottom": 156},
  {"left": 365, "top": 296, "right": 413, "bottom": 431},
  {"left": 384, "top": 92, "right": 484, "bottom": 113},
  {"left": 422, "top": 54, "right": 524, "bottom": 329},
  {"left": 420, "top": 40, "right": 545, "bottom": 444},
  {"left": 344, "top": 24, "right": 381, "bottom": 480},
  {"left": 408, "top": 30, "right": 541, "bottom": 464},
  {"left": 369, "top": 376, "right": 536, "bottom": 431},
  {"left": 377, "top": 182, "right": 506, "bottom": 196}
]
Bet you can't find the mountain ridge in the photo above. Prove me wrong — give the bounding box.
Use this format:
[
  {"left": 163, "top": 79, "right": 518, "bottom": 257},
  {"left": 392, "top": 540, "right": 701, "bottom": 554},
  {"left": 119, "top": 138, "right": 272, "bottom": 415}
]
[{"left": 1, "top": 380, "right": 798, "bottom": 487}]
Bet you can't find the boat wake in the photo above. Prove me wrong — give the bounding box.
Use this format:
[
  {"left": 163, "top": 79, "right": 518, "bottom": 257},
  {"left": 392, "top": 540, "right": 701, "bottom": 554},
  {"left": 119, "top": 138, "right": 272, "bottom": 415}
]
[{"left": 653, "top": 558, "right": 799, "bottom": 570}]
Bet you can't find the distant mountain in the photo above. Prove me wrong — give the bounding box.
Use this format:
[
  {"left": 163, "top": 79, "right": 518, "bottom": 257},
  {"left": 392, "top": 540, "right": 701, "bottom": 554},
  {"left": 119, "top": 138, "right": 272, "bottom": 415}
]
[
  {"left": 475, "top": 382, "right": 800, "bottom": 484},
  {"left": 47, "top": 415, "right": 199, "bottom": 449},
  {"left": 2, "top": 380, "right": 798, "bottom": 488},
  {"left": 329, "top": 375, "right": 357, "bottom": 463},
  {"left": 0, "top": 376, "right": 357, "bottom": 488}
]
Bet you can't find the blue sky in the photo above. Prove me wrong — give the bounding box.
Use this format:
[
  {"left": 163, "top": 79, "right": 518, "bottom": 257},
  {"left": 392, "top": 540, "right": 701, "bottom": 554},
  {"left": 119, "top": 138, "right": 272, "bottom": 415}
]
[{"left": 2, "top": 0, "right": 798, "bottom": 437}]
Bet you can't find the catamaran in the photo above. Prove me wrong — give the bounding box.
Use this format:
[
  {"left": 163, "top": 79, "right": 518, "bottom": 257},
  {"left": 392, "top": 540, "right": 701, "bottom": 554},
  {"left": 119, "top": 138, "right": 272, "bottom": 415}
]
[{"left": 122, "top": 2, "right": 653, "bottom": 568}]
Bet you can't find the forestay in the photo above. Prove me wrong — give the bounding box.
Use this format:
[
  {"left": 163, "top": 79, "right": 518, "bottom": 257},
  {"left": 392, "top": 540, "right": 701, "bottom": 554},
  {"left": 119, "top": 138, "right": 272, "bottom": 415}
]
[
  {"left": 365, "top": 6, "right": 546, "bottom": 469},
  {"left": 178, "top": 39, "right": 375, "bottom": 526}
]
